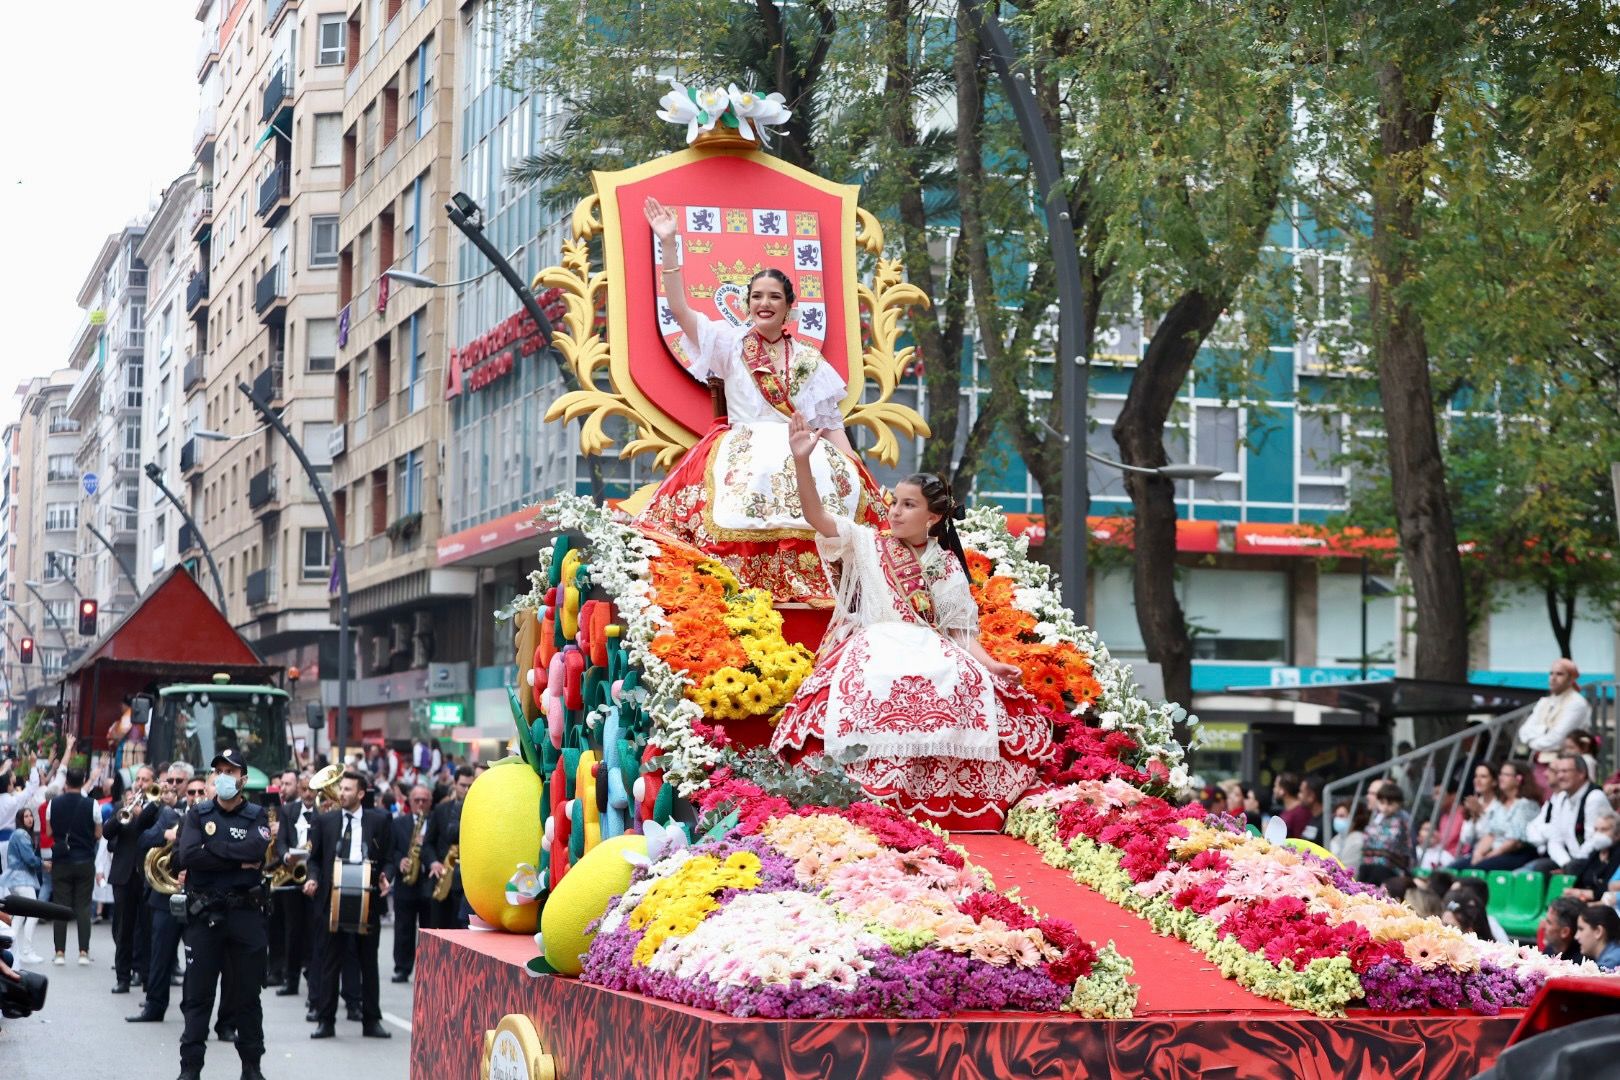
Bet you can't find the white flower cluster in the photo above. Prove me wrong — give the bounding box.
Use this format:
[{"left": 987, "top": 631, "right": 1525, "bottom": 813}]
[
  {"left": 957, "top": 506, "right": 1192, "bottom": 788},
  {"left": 531, "top": 494, "right": 725, "bottom": 796}
]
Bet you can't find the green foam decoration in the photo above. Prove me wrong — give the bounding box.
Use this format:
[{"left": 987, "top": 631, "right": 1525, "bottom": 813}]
[
  {"left": 702, "top": 809, "right": 740, "bottom": 842},
  {"left": 568, "top": 792, "right": 586, "bottom": 861},
  {"left": 582, "top": 668, "right": 606, "bottom": 715},
  {"left": 548, "top": 536, "right": 570, "bottom": 588},
  {"left": 508, "top": 687, "right": 540, "bottom": 770},
  {"left": 652, "top": 782, "right": 676, "bottom": 825},
  {"left": 561, "top": 747, "right": 584, "bottom": 799},
  {"left": 527, "top": 955, "right": 558, "bottom": 977}
]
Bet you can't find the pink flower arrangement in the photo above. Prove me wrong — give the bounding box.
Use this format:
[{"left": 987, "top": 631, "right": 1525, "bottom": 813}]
[{"left": 580, "top": 787, "right": 1138, "bottom": 1018}]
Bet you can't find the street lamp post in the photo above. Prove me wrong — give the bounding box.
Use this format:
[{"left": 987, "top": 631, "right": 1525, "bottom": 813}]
[
  {"left": 962, "top": 0, "right": 1089, "bottom": 614},
  {"left": 2, "top": 627, "right": 33, "bottom": 695},
  {"left": 140, "top": 466, "right": 227, "bottom": 611},
  {"left": 235, "top": 380, "right": 348, "bottom": 755},
  {"left": 46, "top": 552, "right": 87, "bottom": 603},
  {"left": 22, "top": 581, "right": 72, "bottom": 643}
]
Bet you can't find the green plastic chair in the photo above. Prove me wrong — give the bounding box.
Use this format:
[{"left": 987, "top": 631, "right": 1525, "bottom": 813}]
[
  {"left": 1485, "top": 871, "right": 1516, "bottom": 917},
  {"left": 1457, "top": 868, "right": 1487, "bottom": 881},
  {"left": 1413, "top": 867, "right": 1433, "bottom": 879},
  {"left": 1496, "top": 872, "right": 1547, "bottom": 940},
  {"left": 1548, "top": 872, "right": 1578, "bottom": 899}
]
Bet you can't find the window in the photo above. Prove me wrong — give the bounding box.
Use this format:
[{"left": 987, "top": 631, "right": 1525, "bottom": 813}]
[
  {"left": 1193, "top": 405, "right": 1241, "bottom": 503},
  {"left": 310, "top": 216, "right": 339, "bottom": 267},
  {"left": 301, "top": 529, "right": 332, "bottom": 579},
  {"left": 45, "top": 502, "right": 78, "bottom": 532},
  {"left": 47, "top": 454, "right": 75, "bottom": 481},
  {"left": 318, "top": 16, "right": 347, "bottom": 65},
  {"left": 125, "top": 359, "right": 144, "bottom": 409},
  {"left": 313, "top": 113, "right": 342, "bottom": 167},
  {"left": 307, "top": 318, "right": 337, "bottom": 372},
  {"left": 1298, "top": 410, "right": 1346, "bottom": 506},
  {"left": 1184, "top": 568, "right": 1289, "bottom": 663},
  {"left": 47, "top": 600, "right": 73, "bottom": 627}
]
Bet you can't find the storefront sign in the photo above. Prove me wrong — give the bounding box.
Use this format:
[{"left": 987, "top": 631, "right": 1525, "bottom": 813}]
[
  {"left": 1234, "top": 523, "right": 1398, "bottom": 558},
  {"left": 428, "top": 701, "right": 464, "bottom": 727},
  {"left": 445, "top": 310, "right": 545, "bottom": 400},
  {"left": 436, "top": 504, "right": 544, "bottom": 565},
  {"left": 1004, "top": 514, "right": 1220, "bottom": 554}
]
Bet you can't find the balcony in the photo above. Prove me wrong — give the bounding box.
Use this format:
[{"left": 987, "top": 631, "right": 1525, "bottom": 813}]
[
  {"left": 195, "top": 30, "right": 219, "bottom": 80},
  {"left": 47, "top": 417, "right": 81, "bottom": 435},
  {"left": 45, "top": 467, "right": 76, "bottom": 482},
  {"left": 266, "top": 0, "right": 297, "bottom": 33},
  {"left": 253, "top": 264, "right": 286, "bottom": 321},
  {"left": 248, "top": 467, "right": 277, "bottom": 510},
  {"left": 185, "top": 270, "right": 209, "bottom": 318},
  {"left": 260, "top": 66, "right": 291, "bottom": 125},
  {"left": 251, "top": 361, "right": 283, "bottom": 404},
  {"left": 256, "top": 162, "right": 290, "bottom": 224},
  {"left": 183, "top": 353, "right": 205, "bottom": 391},
  {"left": 245, "top": 568, "right": 270, "bottom": 607},
  {"left": 327, "top": 423, "right": 346, "bottom": 458},
  {"left": 180, "top": 437, "right": 199, "bottom": 475},
  {"left": 186, "top": 184, "right": 214, "bottom": 240},
  {"left": 192, "top": 107, "right": 216, "bottom": 161},
  {"left": 179, "top": 524, "right": 200, "bottom": 554}
]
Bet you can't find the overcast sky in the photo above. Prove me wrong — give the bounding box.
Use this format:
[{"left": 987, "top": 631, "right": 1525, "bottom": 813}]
[{"left": 0, "top": 2, "right": 199, "bottom": 427}]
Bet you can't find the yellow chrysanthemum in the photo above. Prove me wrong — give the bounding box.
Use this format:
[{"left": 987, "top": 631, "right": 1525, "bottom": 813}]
[
  {"left": 740, "top": 682, "right": 773, "bottom": 715},
  {"left": 710, "top": 666, "right": 747, "bottom": 696}
]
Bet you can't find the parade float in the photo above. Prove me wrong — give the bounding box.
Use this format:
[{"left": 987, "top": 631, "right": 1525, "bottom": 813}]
[{"left": 413, "top": 87, "right": 1583, "bottom": 1080}]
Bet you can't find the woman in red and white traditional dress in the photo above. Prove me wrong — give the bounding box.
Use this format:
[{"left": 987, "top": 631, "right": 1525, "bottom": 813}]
[
  {"left": 634, "top": 197, "right": 888, "bottom": 606},
  {"left": 770, "top": 414, "right": 1055, "bottom": 831}
]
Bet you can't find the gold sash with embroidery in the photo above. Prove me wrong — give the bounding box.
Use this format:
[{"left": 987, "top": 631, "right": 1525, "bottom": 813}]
[
  {"left": 875, "top": 533, "right": 936, "bottom": 627},
  {"left": 740, "top": 329, "right": 796, "bottom": 418}
]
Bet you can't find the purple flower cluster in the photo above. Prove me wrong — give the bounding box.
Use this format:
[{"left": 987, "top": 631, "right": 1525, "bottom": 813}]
[
  {"left": 1357, "top": 958, "right": 1545, "bottom": 1015},
  {"left": 582, "top": 929, "right": 1069, "bottom": 1019},
  {"left": 1296, "top": 849, "right": 1388, "bottom": 899}
]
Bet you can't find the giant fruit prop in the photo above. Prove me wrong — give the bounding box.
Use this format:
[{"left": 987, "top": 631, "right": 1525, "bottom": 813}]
[{"left": 460, "top": 760, "right": 546, "bottom": 932}]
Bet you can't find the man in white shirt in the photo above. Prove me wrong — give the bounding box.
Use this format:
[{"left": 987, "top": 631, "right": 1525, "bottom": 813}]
[
  {"left": 1526, "top": 753, "right": 1613, "bottom": 874},
  {"left": 1518, "top": 659, "right": 1591, "bottom": 790}
]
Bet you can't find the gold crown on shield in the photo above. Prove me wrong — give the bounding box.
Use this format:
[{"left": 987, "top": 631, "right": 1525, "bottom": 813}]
[
  {"left": 762, "top": 241, "right": 791, "bottom": 258},
  {"left": 688, "top": 283, "right": 715, "bottom": 299},
  {"left": 711, "top": 258, "right": 764, "bottom": 286},
  {"left": 685, "top": 238, "right": 714, "bottom": 254}
]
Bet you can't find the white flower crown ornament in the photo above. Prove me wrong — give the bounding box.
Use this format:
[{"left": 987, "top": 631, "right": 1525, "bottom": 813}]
[{"left": 656, "top": 80, "right": 792, "bottom": 146}]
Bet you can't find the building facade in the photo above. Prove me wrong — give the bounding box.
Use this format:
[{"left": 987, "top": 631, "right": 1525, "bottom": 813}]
[
  {"left": 329, "top": 0, "right": 476, "bottom": 744},
  {"left": 64, "top": 224, "right": 149, "bottom": 626},
  {"left": 11, "top": 374, "right": 84, "bottom": 694},
  {"left": 189, "top": 0, "right": 347, "bottom": 736},
  {"left": 135, "top": 170, "right": 199, "bottom": 593}
]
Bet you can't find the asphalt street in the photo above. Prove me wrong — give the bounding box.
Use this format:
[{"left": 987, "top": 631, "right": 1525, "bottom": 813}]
[{"left": 1, "top": 916, "right": 413, "bottom": 1079}]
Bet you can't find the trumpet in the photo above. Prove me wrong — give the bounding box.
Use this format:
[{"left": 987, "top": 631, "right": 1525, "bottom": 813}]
[{"left": 119, "top": 783, "right": 162, "bottom": 823}]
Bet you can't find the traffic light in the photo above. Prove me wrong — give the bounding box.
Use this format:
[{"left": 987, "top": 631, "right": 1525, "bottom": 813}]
[
  {"left": 18, "top": 637, "right": 33, "bottom": 664},
  {"left": 78, "top": 598, "right": 98, "bottom": 637}
]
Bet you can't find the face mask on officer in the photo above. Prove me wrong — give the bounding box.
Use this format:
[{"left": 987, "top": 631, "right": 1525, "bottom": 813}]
[{"left": 214, "top": 773, "right": 241, "bottom": 801}]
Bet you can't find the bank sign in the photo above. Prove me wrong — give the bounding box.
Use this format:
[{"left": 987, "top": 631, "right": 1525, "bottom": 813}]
[{"left": 444, "top": 309, "right": 545, "bottom": 399}]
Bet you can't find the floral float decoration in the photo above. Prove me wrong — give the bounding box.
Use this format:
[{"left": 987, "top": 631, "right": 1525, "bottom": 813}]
[
  {"left": 580, "top": 779, "right": 1139, "bottom": 1019},
  {"left": 656, "top": 79, "right": 792, "bottom": 146}
]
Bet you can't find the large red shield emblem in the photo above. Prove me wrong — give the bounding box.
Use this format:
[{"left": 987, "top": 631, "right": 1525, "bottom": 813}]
[{"left": 594, "top": 152, "right": 860, "bottom": 444}]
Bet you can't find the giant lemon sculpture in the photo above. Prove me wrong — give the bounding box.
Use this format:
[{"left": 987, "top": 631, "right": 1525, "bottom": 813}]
[
  {"left": 461, "top": 760, "right": 547, "bottom": 933},
  {"left": 539, "top": 833, "right": 648, "bottom": 975}
]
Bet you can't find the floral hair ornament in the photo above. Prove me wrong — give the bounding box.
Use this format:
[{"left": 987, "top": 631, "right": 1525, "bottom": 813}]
[
  {"left": 623, "top": 818, "right": 690, "bottom": 869},
  {"left": 656, "top": 79, "right": 791, "bottom": 146}
]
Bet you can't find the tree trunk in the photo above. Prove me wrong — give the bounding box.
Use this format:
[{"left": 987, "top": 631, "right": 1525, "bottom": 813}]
[
  {"left": 1113, "top": 291, "right": 1225, "bottom": 709},
  {"left": 1369, "top": 62, "right": 1469, "bottom": 701},
  {"left": 1545, "top": 582, "right": 1575, "bottom": 659}
]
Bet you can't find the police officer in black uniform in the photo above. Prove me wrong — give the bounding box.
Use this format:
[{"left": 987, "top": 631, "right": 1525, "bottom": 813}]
[{"left": 173, "top": 749, "right": 271, "bottom": 1080}]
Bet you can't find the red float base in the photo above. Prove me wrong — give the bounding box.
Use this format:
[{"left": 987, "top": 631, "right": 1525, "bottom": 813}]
[{"left": 412, "top": 834, "right": 1521, "bottom": 1079}]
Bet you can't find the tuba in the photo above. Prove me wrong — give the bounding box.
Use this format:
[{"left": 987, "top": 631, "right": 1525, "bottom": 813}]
[
  {"left": 431, "top": 844, "right": 459, "bottom": 902},
  {"left": 309, "top": 763, "right": 344, "bottom": 806},
  {"left": 145, "top": 840, "right": 181, "bottom": 896}
]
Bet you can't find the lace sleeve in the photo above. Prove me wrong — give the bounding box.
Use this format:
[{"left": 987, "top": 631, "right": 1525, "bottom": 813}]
[
  {"left": 794, "top": 358, "right": 850, "bottom": 431},
  {"left": 932, "top": 556, "right": 980, "bottom": 645},
  {"left": 678, "top": 316, "right": 735, "bottom": 383}
]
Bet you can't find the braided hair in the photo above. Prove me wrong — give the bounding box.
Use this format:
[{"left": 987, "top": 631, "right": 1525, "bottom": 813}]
[
  {"left": 748, "top": 268, "right": 796, "bottom": 307},
  {"left": 901, "top": 472, "right": 968, "bottom": 572}
]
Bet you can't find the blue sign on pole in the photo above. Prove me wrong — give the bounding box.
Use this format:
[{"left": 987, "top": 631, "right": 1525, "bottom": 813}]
[{"left": 82, "top": 472, "right": 99, "bottom": 496}]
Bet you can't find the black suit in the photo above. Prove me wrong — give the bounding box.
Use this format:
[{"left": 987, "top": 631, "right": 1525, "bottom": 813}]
[
  {"left": 388, "top": 811, "right": 430, "bottom": 977},
  {"left": 305, "top": 807, "right": 394, "bottom": 1026},
  {"left": 421, "top": 797, "right": 466, "bottom": 929},
  {"left": 103, "top": 799, "right": 159, "bottom": 985},
  {"left": 276, "top": 800, "right": 319, "bottom": 995}
]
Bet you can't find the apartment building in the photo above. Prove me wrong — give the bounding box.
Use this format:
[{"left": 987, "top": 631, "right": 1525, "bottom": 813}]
[
  {"left": 64, "top": 224, "right": 150, "bottom": 623},
  {"left": 0, "top": 420, "right": 17, "bottom": 730},
  {"left": 330, "top": 0, "right": 475, "bottom": 743},
  {"left": 10, "top": 374, "right": 84, "bottom": 695},
  {"left": 135, "top": 170, "right": 199, "bottom": 592},
  {"left": 189, "top": 0, "right": 346, "bottom": 719}
]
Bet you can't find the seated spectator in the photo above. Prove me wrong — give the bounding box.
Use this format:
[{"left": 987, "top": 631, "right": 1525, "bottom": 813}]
[
  {"left": 1359, "top": 782, "right": 1414, "bottom": 887},
  {"left": 1575, "top": 904, "right": 1620, "bottom": 971},
  {"left": 1562, "top": 812, "right": 1620, "bottom": 901},
  {"left": 1526, "top": 753, "right": 1613, "bottom": 875},
  {"left": 1273, "top": 772, "right": 1313, "bottom": 839},
  {"left": 1404, "top": 883, "right": 1443, "bottom": 919},
  {"left": 1452, "top": 759, "right": 1542, "bottom": 871},
  {"left": 1541, "top": 897, "right": 1585, "bottom": 963},
  {"left": 1441, "top": 891, "right": 1494, "bottom": 940},
  {"left": 1457, "top": 762, "right": 1500, "bottom": 854},
  {"left": 1562, "top": 730, "right": 1600, "bottom": 785},
  {"left": 1298, "top": 775, "right": 1325, "bottom": 843},
  {"left": 1517, "top": 658, "right": 1590, "bottom": 792},
  {"left": 1431, "top": 778, "right": 1467, "bottom": 861},
  {"left": 1603, "top": 771, "right": 1620, "bottom": 810},
  {"left": 1415, "top": 819, "right": 1450, "bottom": 870},
  {"left": 1331, "top": 801, "right": 1371, "bottom": 870}
]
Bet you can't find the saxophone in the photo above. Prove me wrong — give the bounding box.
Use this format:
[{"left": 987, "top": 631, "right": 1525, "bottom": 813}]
[
  {"left": 402, "top": 814, "right": 425, "bottom": 886},
  {"left": 431, "top": 844, "right": 459, "bottom": 902},
  {"left": 264, "top": 804, "right": 307, "bottom": 889}
]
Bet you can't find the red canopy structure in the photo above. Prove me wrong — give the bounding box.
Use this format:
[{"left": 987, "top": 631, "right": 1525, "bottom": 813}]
[{"left": 57, "top": 566, "right": 279, "bottom": 750}]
